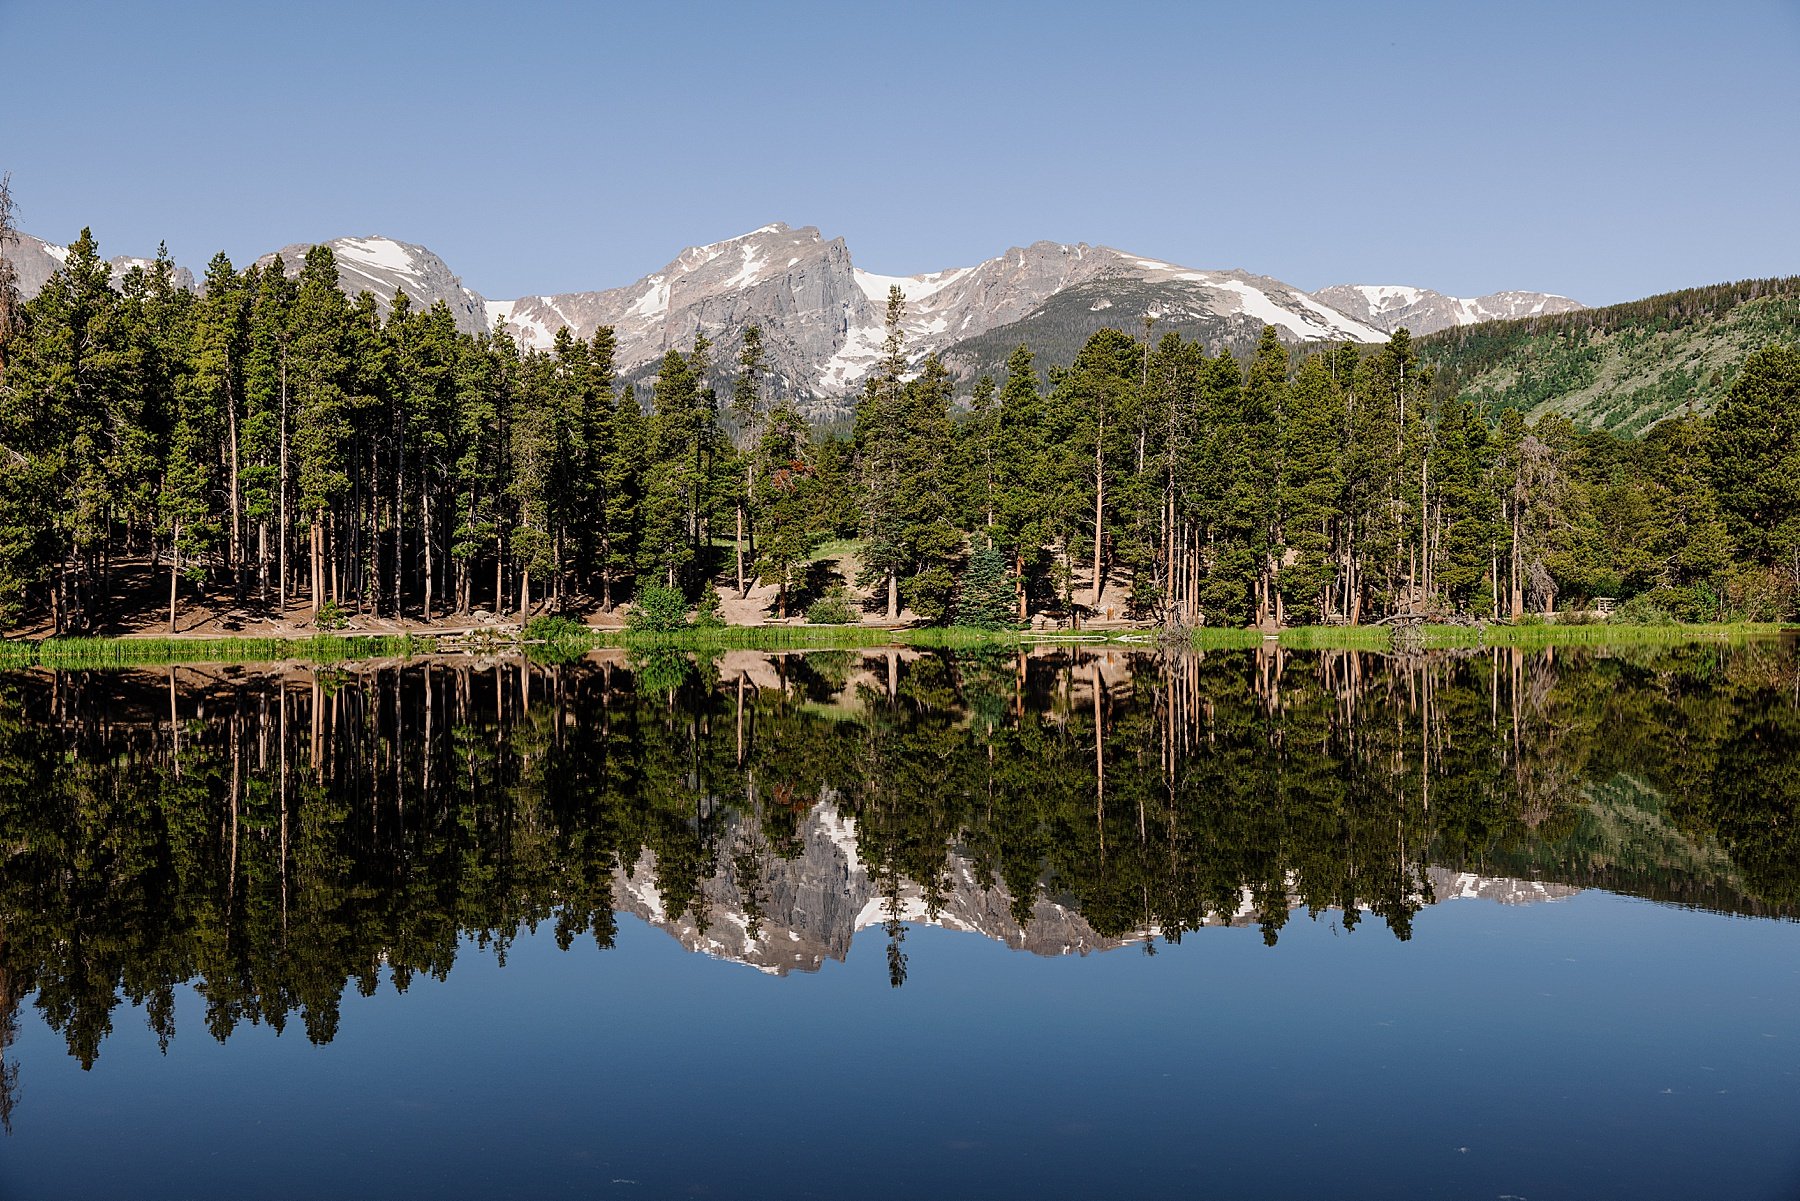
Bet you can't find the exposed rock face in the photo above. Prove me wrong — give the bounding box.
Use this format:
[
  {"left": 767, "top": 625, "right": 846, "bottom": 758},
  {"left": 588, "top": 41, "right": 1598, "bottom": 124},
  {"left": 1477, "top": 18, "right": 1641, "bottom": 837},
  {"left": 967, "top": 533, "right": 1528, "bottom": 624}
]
[
  {"left": 11, "top": 232, "right": 197, "bottom": 295},
  {"left": 1311, "top": 283, "right": 1583, "bottom": 336},
  {"left": 495, "top": 224, "right": 874, "bottom": 400},
  {"left": 256, "top": 235, "right": 488, "bottom": 333},
  {"left": 492, "top": 230, "right": 1391, "bottom": 409},
  {"left": 609, "top": 800, "right": 1582, "bottom": 975},
  {"left": 8, "top": 232, "right": 66, "bottom": 298}
]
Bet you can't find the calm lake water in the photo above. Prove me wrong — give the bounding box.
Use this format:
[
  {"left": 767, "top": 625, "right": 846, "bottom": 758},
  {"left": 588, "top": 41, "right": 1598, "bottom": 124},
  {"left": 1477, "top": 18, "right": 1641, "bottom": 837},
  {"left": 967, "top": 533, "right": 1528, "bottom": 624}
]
[{"left": 1, "top": 643, "right": 1797, "bottom": 1200}]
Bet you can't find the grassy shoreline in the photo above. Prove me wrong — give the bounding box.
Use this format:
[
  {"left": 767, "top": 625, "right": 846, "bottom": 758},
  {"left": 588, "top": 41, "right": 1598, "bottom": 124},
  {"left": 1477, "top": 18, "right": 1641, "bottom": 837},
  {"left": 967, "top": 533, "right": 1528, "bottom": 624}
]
[
  {"left": 0, "top": 633, "right": 437, "bottom": 670},
  {"left": 0, "top": 621, "right": 1788, "bottom": 669}
]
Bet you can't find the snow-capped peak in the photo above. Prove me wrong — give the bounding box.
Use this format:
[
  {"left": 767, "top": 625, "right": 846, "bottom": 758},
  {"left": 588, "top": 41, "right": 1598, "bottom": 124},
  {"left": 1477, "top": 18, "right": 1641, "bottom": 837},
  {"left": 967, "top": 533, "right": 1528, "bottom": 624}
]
[{"left": 1311, "top": 282, "right": 1584, "bottom": 336}]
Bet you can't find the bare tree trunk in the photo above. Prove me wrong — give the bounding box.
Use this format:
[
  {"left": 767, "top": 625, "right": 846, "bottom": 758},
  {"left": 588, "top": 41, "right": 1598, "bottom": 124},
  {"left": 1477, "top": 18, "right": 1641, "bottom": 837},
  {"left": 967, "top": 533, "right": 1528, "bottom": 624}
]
[
  {"left": 887, "top": 570, "right": 898, "bottom": 622},
  {"left": 278, "top": 360, "right": 289, "bottom": 613},
  {"left": 1510, "top": 498, "right": 1523, "bottom": 619},
  {"left": 168, "top": 523, "right": 179, "bottom": 634},
  {"left": 309, "top": 518, "right": 321, "bottom": 617},
  {"left": 422, "top": 488, "right": 434, "bottom": 621},
  {"left": 226, "top": 390, "right": 241, "bottom": 591},
  {"left": 1091, "top": 435, "right": 1106, "bottom": 607},
  {"left": 735, "top": 502, "right": 746, "bottom": 596}
]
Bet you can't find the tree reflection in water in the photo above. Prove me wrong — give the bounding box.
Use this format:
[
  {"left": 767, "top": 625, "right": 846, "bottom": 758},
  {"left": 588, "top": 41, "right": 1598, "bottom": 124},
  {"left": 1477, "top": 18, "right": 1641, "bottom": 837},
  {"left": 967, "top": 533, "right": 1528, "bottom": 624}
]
[{"left": 1, "top": 640, "right": 1797, "bottom": 1117}]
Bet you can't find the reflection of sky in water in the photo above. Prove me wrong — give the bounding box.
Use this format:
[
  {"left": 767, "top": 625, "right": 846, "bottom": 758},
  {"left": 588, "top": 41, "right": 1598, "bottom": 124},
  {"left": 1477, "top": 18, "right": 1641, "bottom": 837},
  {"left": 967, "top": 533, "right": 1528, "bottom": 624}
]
[{"left": 8, "top": 891, "right": 1799, "bottom": 1201}]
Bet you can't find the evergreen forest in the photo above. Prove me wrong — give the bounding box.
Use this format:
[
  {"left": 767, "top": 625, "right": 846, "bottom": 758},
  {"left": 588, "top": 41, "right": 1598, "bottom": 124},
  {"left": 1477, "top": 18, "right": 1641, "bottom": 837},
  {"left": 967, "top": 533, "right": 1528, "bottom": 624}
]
[{"left": 4, "top": 222, "right": 1800, "bottom": 635}]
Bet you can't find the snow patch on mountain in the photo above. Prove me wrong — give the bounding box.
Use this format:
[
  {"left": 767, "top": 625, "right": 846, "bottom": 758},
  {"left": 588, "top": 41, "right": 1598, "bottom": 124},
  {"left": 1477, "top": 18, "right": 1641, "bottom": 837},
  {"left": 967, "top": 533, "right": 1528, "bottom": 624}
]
[
  {"left": 337, "top": 235, "right": 423, "bottom": 277},
  {"left": 853, "top": 264, "right": 979, "bottom": 308},
  {"left": 1312, "top": 282, "right": 1584, "bottom": 336}
]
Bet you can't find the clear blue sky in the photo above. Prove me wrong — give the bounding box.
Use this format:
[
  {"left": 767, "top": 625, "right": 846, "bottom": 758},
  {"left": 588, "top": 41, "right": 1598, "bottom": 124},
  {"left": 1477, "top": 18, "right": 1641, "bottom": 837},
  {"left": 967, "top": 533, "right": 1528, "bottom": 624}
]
[{"left": 3, "top": 0, "right": 1797, "bottom": 306}]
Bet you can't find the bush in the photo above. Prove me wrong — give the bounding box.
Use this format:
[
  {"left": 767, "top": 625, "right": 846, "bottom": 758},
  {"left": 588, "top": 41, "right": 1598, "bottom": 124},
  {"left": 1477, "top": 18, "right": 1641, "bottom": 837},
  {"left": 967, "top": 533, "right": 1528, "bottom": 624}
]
[
  {"left": 1608, "top": 595, "right": 1676, "bottom": 626},
  {"left": 1724, "top": 568, "right": 1795, "bottom": 622},
  {"left": 807, "top": 585, "right": 859, "bottom": 625},
  {"left": 694, "top": 584, "right": 726, "bottom": 629},
  {"left": 1556, "top": 606, "right": 1598, "bottom": 625},
  {"left": 626, "top": 583, "right": 689, "bottom": 633},
  {"left": 522, "top": 615, "right": 593, "bottom": 664},
  {"left": 1513, "top": 612, "right": 1546, "bottom": 627},
  {"left": 313, "top": 600, "right": 348, "bottom": 631},
  {"left": 523, "top": 615, "right": 589, "bottom": 642}
]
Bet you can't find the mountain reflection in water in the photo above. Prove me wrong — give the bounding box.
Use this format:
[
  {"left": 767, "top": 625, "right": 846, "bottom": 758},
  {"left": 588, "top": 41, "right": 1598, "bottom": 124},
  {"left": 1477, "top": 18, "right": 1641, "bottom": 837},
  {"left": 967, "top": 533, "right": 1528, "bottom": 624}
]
[{"left": 0, "top": 640, "right": 1797, "bottom": 1116}]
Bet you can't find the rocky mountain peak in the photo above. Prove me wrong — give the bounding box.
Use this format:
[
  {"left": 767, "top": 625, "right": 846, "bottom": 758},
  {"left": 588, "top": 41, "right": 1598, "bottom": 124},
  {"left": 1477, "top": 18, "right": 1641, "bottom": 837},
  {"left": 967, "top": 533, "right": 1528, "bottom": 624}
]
[
  {"left": 1311, "top": 282, "right": 1584, "bottom": 336},
  {"left": 256, "top": 234, "right": 487, "bottom": 333},
  {"left": 9, "top": 231, "right": 197, "bottom": 296}
]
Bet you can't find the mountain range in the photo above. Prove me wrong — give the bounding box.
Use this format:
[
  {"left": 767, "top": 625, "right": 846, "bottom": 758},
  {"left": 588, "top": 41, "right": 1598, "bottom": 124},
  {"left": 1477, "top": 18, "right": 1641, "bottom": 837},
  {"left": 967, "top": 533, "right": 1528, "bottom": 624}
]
[
  {"left": 615, "top": 798, "right": 1580, "bottom": 976},
  {"left": 11, "top": 222, "right": 1578, "bottom": 407}
]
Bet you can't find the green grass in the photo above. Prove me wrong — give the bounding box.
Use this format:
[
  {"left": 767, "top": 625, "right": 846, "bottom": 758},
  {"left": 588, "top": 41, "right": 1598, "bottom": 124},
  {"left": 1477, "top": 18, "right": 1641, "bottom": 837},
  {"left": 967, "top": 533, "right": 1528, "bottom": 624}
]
[
  {"left": 1188, "top": 627, "right": 1271, "bottom": 650},
  {"left": 1419, "top": 622, "right": 1787, "bottom": 649},
  {"left": 4, "top": 620, "right": 1788, "bottom": 671},
  {"left": 1275, "top": 625, "right": 1396, "bottom": 650},
  {"left": 807, "top": 537, "right": 863, "bottom": 563},
  {"left": 0, "top": 633, "right": 434, "bottom": 670},
  {"left": 602, "top": 624, "right": 903, "bottom": 650},
  {"left": 1186, "top": 621, "right": 1793, "bottom": 653}
]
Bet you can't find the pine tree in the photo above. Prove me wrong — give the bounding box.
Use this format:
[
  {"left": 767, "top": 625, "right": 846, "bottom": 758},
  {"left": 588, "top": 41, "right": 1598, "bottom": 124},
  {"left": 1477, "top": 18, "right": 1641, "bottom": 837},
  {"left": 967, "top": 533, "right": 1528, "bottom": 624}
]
[
  {"left": 752, "top": 396, "right": 816, "bottom": 618},
  {"left": 242, "top": 257, "right": 296, "bottom": 608},
  {"left": 185, "top": 254, "right": 249, "bottom": 589},
  {"left": 730, "top": 324, "right": 770, "bottom": 597},
  {"left": 643, "top": 343, "right": 721, "bottom": 593},
  {"left": 601, "top": 383, "right": 645, "bottom": 608},
  {"left": 991, "top": 344, "right": 1047, "bottom": 619},
  {"left": 1277, "top": 353, "right": 1343, "bottom": 622},
  {"left": 854, "top": 287, "right": 911, "bottom": 620},
  {"left": 289, "top": 246, "right": 354, "bottom": 616},
  {"left": 1708, "top": 343, "right": 1800, "bottom": 576},
  {"left": 1054, "top": 328, "right": 1139, "bottom": 617},
  {"left": 953, "top": 535, "right": 1019, "bottom": 629}
]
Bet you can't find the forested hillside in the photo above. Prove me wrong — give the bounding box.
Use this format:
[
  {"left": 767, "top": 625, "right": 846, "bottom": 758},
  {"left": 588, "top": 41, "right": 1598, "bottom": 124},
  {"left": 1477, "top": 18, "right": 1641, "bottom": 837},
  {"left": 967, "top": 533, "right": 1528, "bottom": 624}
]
[
  {"left": 2, "top": 211, "right": 1799, "bottom": 635},
  {"left": 1419, "top": 276, "right": 1800, "bottom": 434}
]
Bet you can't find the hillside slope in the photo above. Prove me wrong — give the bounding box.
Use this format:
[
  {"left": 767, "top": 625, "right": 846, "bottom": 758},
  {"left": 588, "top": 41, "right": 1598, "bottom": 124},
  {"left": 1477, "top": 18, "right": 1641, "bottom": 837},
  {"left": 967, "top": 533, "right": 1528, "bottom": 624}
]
[{"left": 1419, "top": 277, "right": 1800, "bottom": 434}]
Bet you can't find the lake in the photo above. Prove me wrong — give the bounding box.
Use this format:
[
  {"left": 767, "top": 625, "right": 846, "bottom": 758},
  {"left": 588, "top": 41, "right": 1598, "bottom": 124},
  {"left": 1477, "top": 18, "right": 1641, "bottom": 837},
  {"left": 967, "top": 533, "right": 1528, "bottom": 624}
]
[{"left": 1, "top": 642, "right": 1797, "bottom": 1200}]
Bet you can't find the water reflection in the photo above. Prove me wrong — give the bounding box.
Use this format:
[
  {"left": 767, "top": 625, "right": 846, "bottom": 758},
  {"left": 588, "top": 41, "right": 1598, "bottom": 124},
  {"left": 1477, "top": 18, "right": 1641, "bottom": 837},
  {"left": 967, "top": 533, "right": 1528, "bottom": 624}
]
[{"left": 1, "top": 641, "right": 1797, "bottom": 1110}]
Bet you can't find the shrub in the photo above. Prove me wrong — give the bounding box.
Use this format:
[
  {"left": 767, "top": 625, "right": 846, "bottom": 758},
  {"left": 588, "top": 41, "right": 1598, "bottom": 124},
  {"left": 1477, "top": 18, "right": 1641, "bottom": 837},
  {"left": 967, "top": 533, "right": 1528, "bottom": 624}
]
[
  {"left": 523, "top": 614, "right": 589, "bottom": 642},
  {"left": 522, "top": 615, "right": 593, "bottom": 661},
  {"left": 626, "top": 583, "right": 689, "bottom": 633},
  {"left": 313, "top": 600, "right": 348, "bottom": 632},
  {"left": 1556, "top": 606, "right": 1598, "bottom": 625},
  {"left": 694, "top": 584, "right": 726, "bottom": 629},
  {"left": 1608, "top": 595, "right": 1676, "bottom": 626},
  {"left": 1513, "top": 612, "right": 1546, "bottom": 627},
  {"left": 807, "top": 585, "right": 859, "bottom": 625},
  {"left": 1723, "top": 568, "right": 1795, "bottom": 622}
]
